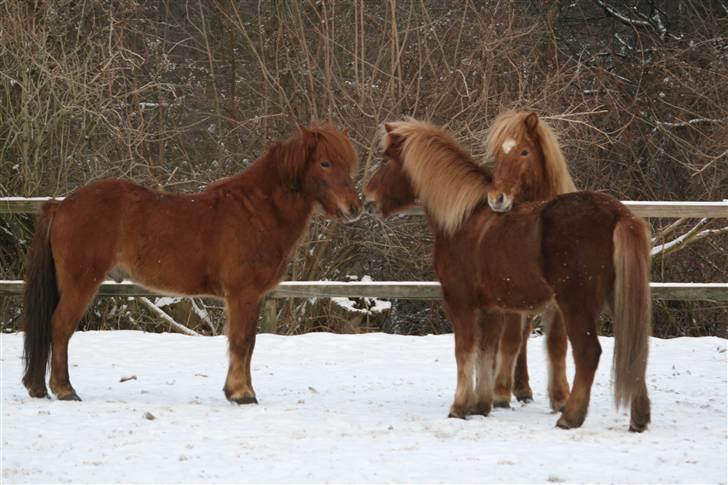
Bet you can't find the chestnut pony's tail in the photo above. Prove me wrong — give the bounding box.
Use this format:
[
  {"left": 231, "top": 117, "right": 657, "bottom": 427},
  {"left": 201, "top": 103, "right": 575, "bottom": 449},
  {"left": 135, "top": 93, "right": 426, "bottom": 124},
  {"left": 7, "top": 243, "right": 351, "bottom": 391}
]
[
  {"left": 611, "top": 214, "right": 652, "bottom": 430},
  {"left": 22, "top": 202, "right": 59, "bottom": 396}
]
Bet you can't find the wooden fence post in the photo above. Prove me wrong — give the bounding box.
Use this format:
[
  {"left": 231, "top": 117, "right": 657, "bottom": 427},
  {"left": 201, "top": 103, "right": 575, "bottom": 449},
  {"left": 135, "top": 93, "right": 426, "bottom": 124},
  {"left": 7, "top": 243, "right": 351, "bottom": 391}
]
[{"left": 259, "top": 299, "right": 278, "bottom": 334}]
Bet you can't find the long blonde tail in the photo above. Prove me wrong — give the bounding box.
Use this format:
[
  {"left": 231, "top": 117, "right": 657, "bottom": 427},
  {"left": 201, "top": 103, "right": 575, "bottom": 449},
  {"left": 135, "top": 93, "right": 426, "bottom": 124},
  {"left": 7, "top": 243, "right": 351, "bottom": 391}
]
[{"left": 612, "top": 215, "right": 652, "bottom": 409}]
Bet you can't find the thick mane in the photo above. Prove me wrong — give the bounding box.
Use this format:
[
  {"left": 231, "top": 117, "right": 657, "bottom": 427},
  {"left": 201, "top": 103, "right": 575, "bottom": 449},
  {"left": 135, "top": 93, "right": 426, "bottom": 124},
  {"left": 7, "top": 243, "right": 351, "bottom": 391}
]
[
  {"left": 206, "top": 121, "right": 355, "bottom": 194},
  {"left": 485, "top": 111, "right": 576, "bottom": 196},
  {"left": 382, "top": 118, "right": 491, "bottom": 235}
]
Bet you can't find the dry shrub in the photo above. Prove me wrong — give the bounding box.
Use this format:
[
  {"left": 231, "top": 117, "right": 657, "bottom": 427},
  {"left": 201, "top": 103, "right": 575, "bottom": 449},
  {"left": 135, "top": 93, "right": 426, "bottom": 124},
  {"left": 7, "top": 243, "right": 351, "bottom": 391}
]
[{"left": 1, "top": 1, "right": 726, "bottom": 336}]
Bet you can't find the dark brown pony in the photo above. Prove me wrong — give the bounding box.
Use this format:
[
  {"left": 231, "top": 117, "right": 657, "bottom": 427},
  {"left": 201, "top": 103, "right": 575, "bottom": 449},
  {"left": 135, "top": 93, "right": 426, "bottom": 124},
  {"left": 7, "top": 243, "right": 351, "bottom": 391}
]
[
  {"left": 484, "top": 111, "right": 577, "bottom": 410},
  {"left": 364, "top": 119, "right": 651, "bottom": 431},
  {"left": 23, "top": 122, "right": 361, "bottom": 403}
]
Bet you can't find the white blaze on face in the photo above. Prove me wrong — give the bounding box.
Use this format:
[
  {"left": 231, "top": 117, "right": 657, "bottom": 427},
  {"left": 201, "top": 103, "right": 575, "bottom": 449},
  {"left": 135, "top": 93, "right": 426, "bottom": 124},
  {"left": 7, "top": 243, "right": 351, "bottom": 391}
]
[{"left": 502, "top": 138, "right": 517, "bottom": 154}]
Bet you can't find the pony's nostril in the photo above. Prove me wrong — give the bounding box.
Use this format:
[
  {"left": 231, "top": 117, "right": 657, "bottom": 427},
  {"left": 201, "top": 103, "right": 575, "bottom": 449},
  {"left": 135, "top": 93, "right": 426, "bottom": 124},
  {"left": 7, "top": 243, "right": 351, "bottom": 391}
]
[
  {"left": 496, "top": 193, "right": 505, "bottom": 205},
  {"left": 349, "top": 202, "right": 361, "bottom": 217},
  {"left": 364, "top": 201, "right": 377, "bottom": 214}
]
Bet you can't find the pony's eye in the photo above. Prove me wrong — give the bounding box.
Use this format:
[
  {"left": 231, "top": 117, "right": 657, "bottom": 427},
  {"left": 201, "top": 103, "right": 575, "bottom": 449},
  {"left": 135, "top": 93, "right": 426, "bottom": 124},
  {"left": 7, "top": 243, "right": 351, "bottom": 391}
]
[
  {"left": 320, "top": 160, "right": 332, "bottom": 168},
  {"left": 382, "top": 159, "right": 388, "bottom": 165},
  {"left": 520, "top": 150, "right": 529, "bottom": 157}
]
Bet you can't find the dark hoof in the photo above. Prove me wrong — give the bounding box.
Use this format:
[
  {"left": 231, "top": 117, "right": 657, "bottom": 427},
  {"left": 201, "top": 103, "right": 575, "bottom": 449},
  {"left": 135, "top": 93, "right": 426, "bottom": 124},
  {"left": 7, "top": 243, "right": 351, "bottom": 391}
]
[
  {"left": 471, "top": 404, "right": 492, "bottom": 417},
  {"left": 629, "top": 421, "right": 649, "bottom": 433},
  {"left": 230, "top": 396, "right": 258, "bottom": 405},
  {"left": 28, "top": 388, "right": 50, "bottom": 399},
  {"left": 58, "top": 391, "right": 82, "bottom": 402},
  {"left": 447, "top": 412, "right": 466, "bottom": 420},
  {"left": 493, "top": 400, "right": 511, "bottom": 408},
  {"left": 515, "top": 392, "right": 533, "bottom": 403},
  {"left": 550, "top": 399, "right": 568, "bottom": 413},
  {"left": 556, "top": 414, "right": 583, "bottom": 430}
]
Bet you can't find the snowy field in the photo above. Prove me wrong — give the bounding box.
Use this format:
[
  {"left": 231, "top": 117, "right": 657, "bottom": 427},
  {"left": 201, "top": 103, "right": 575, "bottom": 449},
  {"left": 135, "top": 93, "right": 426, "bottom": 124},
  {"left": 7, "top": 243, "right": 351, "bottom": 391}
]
[{"left": 1, "top": 331, "right": 726, "bottom": 484}]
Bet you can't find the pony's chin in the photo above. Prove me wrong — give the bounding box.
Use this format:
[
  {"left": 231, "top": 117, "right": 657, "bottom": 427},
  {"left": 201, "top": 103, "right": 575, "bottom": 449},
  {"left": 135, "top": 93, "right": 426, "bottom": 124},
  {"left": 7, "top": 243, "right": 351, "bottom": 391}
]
[{"left": 489, "top": 203, "right": 512, "bottom": 213}]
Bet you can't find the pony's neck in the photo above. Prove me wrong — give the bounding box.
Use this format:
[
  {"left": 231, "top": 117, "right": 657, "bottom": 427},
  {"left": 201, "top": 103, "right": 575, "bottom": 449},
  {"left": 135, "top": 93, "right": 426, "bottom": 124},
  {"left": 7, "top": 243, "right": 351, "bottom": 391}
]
[
  {"left": 211, "top": 154, "right": 315, "bottom": 242},
  {"left": 521, "top": 181, "right": 554, "bottom": 202}
]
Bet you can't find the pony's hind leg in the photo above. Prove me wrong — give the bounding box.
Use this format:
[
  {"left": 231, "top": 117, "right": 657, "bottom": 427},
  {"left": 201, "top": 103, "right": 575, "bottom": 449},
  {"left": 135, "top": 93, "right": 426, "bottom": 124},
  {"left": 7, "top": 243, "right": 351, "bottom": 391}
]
[
  {"left": 512, "top": 315, "right": 534, "bottom": 403},
  {"left": 223, "top": 293, "right": 260, "bottom": 404},
  {"left": 493, "top": 312, "right": 524, "bottom": 407},
  {"left": 544, "top": 304, "right": 570, "bottom": 412},
  {"left": 49, "top": 284, "right": 99, "bottom": 401},
  {"left": 554, "top": 299, "right": 601, "bottom": 429},
  {"left": 630, "top": 380, "right": 651, "bottom": 432}
]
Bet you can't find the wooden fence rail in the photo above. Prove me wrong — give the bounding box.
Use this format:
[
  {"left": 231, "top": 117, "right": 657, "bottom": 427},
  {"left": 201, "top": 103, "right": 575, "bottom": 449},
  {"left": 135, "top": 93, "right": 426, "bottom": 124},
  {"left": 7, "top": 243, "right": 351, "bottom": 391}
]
[{"left": 1, "top": 280, "right": 727, "bottom": 301}]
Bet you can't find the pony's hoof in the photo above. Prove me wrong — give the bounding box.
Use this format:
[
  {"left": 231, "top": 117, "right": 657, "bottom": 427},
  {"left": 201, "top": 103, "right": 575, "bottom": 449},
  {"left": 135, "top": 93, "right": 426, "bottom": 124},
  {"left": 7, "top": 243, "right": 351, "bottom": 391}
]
[
  {"left": 549, "top": 396, "right": 568, "bottom": 413},
  {"left": 493, "top": 400, "right": 511, "bottom": 408},
  {"left": 471, "top": 403, "right": 492, "bottom": 417},
  {"left": 629, "top": 419, "right": 649, "bottom": 433},
  {"left": 229, "top": 395, "right": 258, "bottom": 405},
  {"left": 57, "top": 391, "right": 82, "bottom": 402},
  {"left": 27, "top": 387, "right": 50, "bottom": 399},
  {"left": 514, "top": 390, "right": 533, "bottom": 403},
  {"left": 555, "top": 414, "right": 583, "bottom": 430},
  {"left": 447, "top": 404, "right": 468, "bottom": 419}
]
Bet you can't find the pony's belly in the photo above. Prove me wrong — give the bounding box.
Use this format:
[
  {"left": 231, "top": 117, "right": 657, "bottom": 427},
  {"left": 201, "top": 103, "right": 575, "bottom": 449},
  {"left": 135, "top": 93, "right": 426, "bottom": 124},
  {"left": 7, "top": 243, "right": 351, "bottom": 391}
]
[
  {"left": 114, "top": 258, "right": 221, "bottom": 298},
  {"left": 479, "top": 280, "right": 553, "bottom": 313}
]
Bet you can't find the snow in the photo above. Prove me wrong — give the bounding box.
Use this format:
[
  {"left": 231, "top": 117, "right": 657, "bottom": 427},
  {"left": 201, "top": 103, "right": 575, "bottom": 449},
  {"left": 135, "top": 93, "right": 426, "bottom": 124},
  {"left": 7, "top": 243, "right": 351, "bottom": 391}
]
[
  {"left": 331, "top": 296, "right": 392, "bottom": 314},
  {"left": 331, "top": 276, "right": 393, "bottom": 314},
  {"left": 154, "top": 297, "right": 182, "bottom": 308},
  {"left": 1, "top": 332, "right": 726, "bottom": 483}
]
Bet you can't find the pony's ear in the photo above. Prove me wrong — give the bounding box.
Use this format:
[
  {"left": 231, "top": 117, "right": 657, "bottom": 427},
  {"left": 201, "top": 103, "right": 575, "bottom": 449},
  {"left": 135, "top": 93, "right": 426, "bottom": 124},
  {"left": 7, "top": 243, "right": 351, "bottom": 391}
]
[
  {"left": 298, "top": 124, "right": 317, "bottom": 145},
  {"left": 384, "top": 123, "right": 396, "bottom": 134},
  {"left": 525, "top": 112, "right": 539, "bottom": 133}
]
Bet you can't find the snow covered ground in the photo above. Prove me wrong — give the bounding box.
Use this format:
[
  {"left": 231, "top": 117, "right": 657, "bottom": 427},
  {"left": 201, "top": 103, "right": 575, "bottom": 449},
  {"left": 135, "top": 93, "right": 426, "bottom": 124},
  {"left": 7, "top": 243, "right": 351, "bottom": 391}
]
[{"left": 1, "top": 331, "right": 726, "bottom": 483}]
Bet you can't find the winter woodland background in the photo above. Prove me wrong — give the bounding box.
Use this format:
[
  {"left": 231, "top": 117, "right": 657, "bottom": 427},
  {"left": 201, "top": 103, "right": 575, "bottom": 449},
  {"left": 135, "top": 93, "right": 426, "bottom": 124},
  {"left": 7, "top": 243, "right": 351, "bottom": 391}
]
[{"left": 1, "top": 0, "right": 726, "bottom": 337}]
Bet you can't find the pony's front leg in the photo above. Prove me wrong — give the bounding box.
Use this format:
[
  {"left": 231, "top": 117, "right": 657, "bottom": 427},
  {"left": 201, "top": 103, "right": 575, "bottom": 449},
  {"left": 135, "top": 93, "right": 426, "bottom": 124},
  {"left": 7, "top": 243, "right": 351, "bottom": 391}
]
[
  {"left": 493, "top": 312, "right": 524, "bottom": 407},
  {"left": 512, "top": 315, "right": 534, "bottom": 403},
  {"left": 443, "top": 300, "right": 479, "bottom": 419},
  {"left": 473, "top": 310, "right": 501, "bottom": 416},
  {"left": 223, "top": 293, "right": 262, "bottom": 404}
]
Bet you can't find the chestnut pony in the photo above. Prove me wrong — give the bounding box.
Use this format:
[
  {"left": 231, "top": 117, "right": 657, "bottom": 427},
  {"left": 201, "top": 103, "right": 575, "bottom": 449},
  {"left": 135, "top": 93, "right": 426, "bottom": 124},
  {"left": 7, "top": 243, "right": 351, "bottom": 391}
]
[
  {"left": 365, "top": 119, "right": 651, "bottom": 431},
  {"left": 23, "top": 122, "right": 361, "bottom": 404},
  {"left": 484, "top": 111, "right": 576, "bottom": 410}
]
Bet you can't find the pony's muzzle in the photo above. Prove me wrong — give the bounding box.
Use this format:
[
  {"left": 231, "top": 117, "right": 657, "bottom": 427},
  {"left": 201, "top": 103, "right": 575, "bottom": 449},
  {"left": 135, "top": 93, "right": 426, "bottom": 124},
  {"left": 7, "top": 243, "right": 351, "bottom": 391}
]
[
  {"left": 341, "top": 199, "right": 362, "bottom": 223},
  {"left": 487, "top": 191, "right": 513, "bottom": 213},
  {"left": 364, "top": 200, "right": 378, "bottom": 215}
]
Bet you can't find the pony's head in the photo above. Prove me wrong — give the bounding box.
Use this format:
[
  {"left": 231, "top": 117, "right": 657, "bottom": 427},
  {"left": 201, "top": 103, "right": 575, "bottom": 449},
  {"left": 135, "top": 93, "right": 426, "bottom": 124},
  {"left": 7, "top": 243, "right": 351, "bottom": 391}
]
[
  {"left": 365, "top": 119, "right": 490, "bottom": 235},
  {"left": 273, "top": 122, "right": 361, "bottom": 222},
  {"left": 485, "top": 111, "right": 576, "bottom": 212},
  {"left": 363, "top": 123, "right": 417, "bottom": 218}
]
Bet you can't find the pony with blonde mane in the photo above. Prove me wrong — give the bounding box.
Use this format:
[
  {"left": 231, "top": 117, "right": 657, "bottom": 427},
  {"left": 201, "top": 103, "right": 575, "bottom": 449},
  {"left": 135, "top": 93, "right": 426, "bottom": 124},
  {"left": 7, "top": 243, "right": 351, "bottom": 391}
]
[
  {"left": 483, "top": 111, "right": 577, "bottom": 410},
  {"left": 365, "top": 118, "right": 651, "bottom": 432}
]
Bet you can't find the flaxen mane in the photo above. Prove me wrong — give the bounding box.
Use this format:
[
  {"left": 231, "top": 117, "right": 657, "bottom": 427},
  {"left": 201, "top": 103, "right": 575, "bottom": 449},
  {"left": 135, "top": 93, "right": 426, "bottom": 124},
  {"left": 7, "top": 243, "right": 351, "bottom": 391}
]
[
  {"left": 485, "top": 111, "right": 576, "bottom": 196},
  {"left": 382, "top": 119, "right": 491, "bottom": 235}
]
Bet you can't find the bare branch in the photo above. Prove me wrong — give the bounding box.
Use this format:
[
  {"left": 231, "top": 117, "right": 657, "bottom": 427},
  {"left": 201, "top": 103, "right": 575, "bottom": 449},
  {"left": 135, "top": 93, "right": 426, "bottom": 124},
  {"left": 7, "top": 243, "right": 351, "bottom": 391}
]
[
  {"left": 651, "top": 219, "right": 728, "bottom": 259},
  {"left": 138, "top": 297, "right": 200, "bottom": 336}
]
